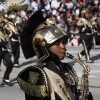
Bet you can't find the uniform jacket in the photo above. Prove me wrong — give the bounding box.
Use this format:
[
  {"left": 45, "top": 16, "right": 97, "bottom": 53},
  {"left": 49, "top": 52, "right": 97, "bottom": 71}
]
[
  {"left": 5, "top": 22, "right": 19, "bottom": 45},
  {"left": 77, "top": 17, "right": 92, "bottom": 40},
  {"left": 17, "top": 59, "right": 79, "bottom": 100},
  {"left": 0, "top": 27, "right": 7, "bottom": 51}
]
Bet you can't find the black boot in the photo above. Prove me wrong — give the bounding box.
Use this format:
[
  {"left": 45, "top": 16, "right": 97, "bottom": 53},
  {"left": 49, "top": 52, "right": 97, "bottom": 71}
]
[
  {"left": 2, "top": 79, "right": 13, "bottom": 86},
  {"left": 77, "top": 52, "right": 82, "bottom": 60},
  {"left": 86, "top": 60, "right": 94, "bottom": 63},
  {"left": 0, "top": 81, "right": 5, "bottom": 87}
]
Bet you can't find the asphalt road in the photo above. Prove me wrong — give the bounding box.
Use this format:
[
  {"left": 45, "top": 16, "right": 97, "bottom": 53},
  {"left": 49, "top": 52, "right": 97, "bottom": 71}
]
[{"left": 0, "top": 45, "right": 100, "bottom": 100}]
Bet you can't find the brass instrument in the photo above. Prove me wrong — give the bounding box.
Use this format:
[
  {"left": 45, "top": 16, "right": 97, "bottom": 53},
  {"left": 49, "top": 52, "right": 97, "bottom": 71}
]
[{"left": 65, "top": 53, "right": 90, "bottom": 100}]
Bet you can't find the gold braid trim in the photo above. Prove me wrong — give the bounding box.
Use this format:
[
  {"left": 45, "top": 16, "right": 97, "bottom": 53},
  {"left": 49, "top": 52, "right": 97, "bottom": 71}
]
[
  {"left": 0, "top": 31, "right": 6, "bottom": 42},
  {"left": 18, "top": 78, "right": 48, "bottom": 97},
  {"left": 65, "top": 64, "right": 79, "bottom": 87},
  {"left": 33, "top": 23, "right": 47, "bottom": 35}
]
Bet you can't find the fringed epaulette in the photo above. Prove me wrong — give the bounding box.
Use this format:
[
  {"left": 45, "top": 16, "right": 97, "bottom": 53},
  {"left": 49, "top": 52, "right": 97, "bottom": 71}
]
[{"left": 17, "top": 65, "right": 49, "bottom": 97}]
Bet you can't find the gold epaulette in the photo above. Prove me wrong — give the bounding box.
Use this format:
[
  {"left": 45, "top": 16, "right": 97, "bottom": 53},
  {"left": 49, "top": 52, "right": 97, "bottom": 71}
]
[
  {"left": 77, "top": 21, "right": 84, "bottom": 26},
  {"left": 17, "top": 65, "right": 49, "bottom": 97},
  {"left": 5, "top": 23, "right": 18, "bottom": 34},
  {"left": 77, "top": 18, "right": 84, "bottom": 26},
  {"left": 18, "top": 78, "right": 47, "bottom": 97},
  {"left": 77, "top": 18, "right": 88, "bottom": 28}
]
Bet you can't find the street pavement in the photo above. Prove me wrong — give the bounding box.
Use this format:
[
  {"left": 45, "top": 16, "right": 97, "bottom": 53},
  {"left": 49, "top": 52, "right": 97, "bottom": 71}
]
[
  {"left": 63, "top": 46, "right": 100, "bottom": 88},
  {"left": 0, "top": 45, "right": 100, "bottom": 100}
]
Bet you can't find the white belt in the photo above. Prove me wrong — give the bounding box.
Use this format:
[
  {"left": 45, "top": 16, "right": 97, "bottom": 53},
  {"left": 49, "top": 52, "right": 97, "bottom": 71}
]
[{"left": 11, "top": 38, "right": 19, "bottom": 42}]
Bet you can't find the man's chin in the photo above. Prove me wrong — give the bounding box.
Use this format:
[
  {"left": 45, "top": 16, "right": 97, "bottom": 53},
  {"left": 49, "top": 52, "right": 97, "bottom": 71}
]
[{"left": 59, "top": 56, "right": 65, "bottom": 60}]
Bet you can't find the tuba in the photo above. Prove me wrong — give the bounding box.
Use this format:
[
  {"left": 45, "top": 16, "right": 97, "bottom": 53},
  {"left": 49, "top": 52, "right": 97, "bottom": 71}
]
[{"left": 65, "top": 53, "right": 90, "bottom": 100}]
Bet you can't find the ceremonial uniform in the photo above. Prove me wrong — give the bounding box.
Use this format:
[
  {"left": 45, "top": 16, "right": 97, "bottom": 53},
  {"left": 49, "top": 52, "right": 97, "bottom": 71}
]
[
  {"left": 0, "top": 19, "right": 13, "bottom": 86},
  {"left": 91, "top": 17, "right": 99, "bottom": 49},
  {"left": 17, "top": 10, "right": 93, "bottom": 100},
  {"left": 18, "top": 61, "right": 79, "bottom": 100},
  {"left": 77, "top": 8, "right": 93, "bottom": 63},
  {"left": 5, "top": 12, "right": 20, "bottom": 67}
]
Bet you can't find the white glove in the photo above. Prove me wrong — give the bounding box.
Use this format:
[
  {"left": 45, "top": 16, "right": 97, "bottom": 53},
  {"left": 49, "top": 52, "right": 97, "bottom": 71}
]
[{"left": 82, "top": 28, "right": 85, "bottom": 32}]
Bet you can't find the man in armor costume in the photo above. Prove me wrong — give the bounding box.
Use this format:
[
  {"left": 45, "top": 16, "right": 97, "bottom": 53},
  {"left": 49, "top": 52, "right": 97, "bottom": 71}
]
[
  {"left": 77, "top": 8, "right": 94, "bottom": 63},
  {"left": 5, "top": 12, "right": 20, "bottom": 68},
  {"left": 17, "top": 10, "right": 93, "bottom": 100},
  {"left": 0, "top": 18, "right": 13, "bottom": 86}
]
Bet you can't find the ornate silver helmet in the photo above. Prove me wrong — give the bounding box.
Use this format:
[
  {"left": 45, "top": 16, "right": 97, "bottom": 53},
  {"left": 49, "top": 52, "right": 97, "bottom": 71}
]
[
  {"left": 32, "top": 24, "right": 67, "bottom": 63},
  {"left": 3, "top": 13, "right": 8, "bottom": 19},
  {"left": 81, "top": 8, "right": 90, "bottom": 17},
  {"left": 20, "top": 10, "right": 68, "bottom": 64},
  {"left": 8, "top": 12, "right": 16, "bottom": 19}
]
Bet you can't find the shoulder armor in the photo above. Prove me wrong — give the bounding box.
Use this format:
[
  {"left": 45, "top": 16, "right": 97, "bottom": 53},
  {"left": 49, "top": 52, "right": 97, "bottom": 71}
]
[
  {"left": 6, "top": 22, "right": 17, "bottom": 34},
  {"left": 77, "top": 18, "right": 88, "bottom": 27},
  {"left": 0, "top": 31, "right": 6, "bottom": 42},
  {"left": 77, "top": 18, "right": 84, "bottom": 26},
  {"left": 64, "top": 63, "right": 79, "bottom": 87},
  {"left": 17, "top": 65, "right": 49, "bottom": 97}
]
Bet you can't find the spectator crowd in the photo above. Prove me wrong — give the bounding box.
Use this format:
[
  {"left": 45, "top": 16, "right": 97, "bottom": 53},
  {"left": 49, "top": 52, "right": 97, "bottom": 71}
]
[{"left": 0, "top": 0, "right": 100, "bottom": 46}]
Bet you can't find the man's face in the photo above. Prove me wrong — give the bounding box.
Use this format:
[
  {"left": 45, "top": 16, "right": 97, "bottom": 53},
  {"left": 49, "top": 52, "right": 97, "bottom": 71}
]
[
  {"left": 85, "top": 12, "right": 90, "bottom": 18},
  {"left": 12, "top": 18, "right": 16, "bottom": 23},
  {"left": 49, "top": 37, "right": 67, "bottom": 60},
  {"left": 0, "top": 22, "right": 4, "bottom": 27}
]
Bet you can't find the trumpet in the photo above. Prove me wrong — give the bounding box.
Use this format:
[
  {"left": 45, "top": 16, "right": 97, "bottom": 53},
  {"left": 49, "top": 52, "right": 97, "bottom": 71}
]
[{"left": 65, "top": 53, "right": 90, "bottom": 100}]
